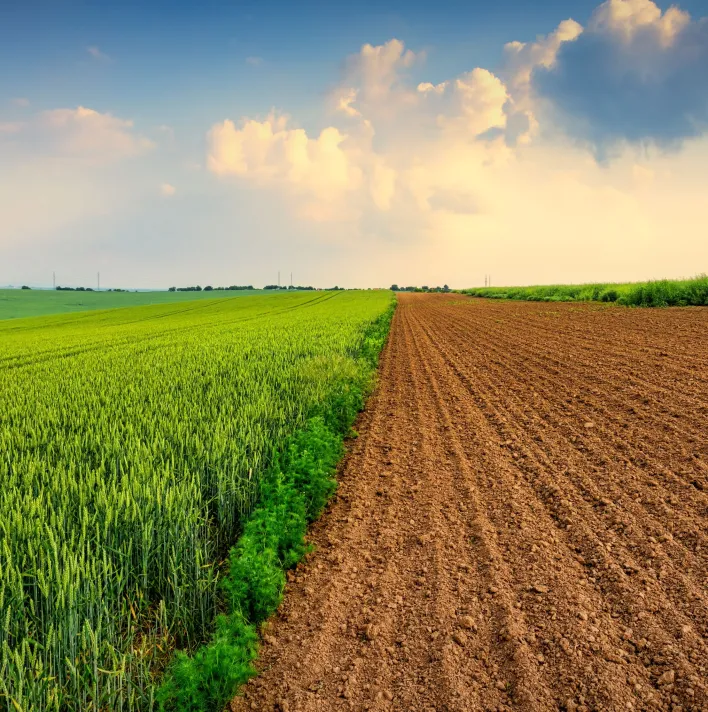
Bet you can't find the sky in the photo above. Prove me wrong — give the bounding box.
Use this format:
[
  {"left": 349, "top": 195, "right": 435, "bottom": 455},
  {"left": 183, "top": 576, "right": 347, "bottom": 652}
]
[{"left": 1, "top": 0, "right": 707, "bottom": 289}]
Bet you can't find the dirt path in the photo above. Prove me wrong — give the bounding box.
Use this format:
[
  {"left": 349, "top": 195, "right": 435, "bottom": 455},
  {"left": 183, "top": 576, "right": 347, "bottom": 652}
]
[{"left": 232, "top": 294, "right": 708, "bottom": 712}]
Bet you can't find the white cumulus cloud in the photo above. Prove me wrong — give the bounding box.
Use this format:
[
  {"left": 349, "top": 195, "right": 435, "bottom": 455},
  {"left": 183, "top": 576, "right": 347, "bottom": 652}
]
[
  {"left": 203, "top": 8, "right": 707, "bottom": 286},
  {"left": 207, "top": 113, "right": 366, "bottom": 220}
]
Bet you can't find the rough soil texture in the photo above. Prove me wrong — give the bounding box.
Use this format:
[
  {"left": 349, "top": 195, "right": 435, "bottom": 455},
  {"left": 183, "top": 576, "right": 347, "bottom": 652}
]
[{"left": 232, "top": 294, "right": 708, "bottom": 712}]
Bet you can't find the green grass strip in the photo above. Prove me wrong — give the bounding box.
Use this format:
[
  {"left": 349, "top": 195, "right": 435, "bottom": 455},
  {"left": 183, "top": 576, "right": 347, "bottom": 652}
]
[
  {"left": 156, "top": 299, "right": 395, "bottom": 711},
  {"left": 459, "top": 274, "right": 708, "bottom": 307}
]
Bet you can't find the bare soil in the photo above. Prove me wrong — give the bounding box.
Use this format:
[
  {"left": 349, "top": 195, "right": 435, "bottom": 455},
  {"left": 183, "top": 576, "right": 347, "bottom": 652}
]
[{"left": 232, "top": 294, "right": 708, "bottom": 712}]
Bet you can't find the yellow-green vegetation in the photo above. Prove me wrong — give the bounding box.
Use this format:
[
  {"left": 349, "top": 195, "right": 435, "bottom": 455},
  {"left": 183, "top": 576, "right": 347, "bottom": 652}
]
[
  {"left": 0, "top": 288, "right": 267, "bottom": 321},
  {"left": 0, "top": 290, "right": 393, "bottom": 711},
  {"left": 461, "top": 274, "right": 708, "bottom": 306}
]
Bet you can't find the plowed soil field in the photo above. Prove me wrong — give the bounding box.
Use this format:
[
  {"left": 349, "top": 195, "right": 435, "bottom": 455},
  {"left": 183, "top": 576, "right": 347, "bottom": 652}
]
[{"left": 233, "top": 293, "right": 708, "bottom": 712}]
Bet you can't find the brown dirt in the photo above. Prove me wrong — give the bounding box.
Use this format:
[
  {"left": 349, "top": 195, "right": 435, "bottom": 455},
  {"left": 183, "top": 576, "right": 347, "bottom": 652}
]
[{"left": 232, "top": 294, "right": 708, "bottom": 712}]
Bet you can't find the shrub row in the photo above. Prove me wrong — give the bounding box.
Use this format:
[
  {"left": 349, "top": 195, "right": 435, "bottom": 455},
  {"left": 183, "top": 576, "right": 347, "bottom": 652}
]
[
  {"left": 460, "top": 275, "right": 708, "bottom": 307},
  {"left": 156, "top": 301, "right": 395, "bottom": 711}
]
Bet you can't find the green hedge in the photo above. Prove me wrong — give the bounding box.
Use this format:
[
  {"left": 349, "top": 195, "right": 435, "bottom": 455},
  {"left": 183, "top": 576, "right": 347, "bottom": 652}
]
[
  {"left": 156, "top": 300, "right": 395, "bottom": 711},
  {"left": 460, "top": 275, "right": 708, "bottom": 307}
]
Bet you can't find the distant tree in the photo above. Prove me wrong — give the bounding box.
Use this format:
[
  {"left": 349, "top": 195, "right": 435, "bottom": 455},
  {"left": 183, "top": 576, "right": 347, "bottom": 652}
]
[
  {"left": 443, "top": 284, "right": 450, "bottom": 292},
  {"left": 204, "top": 285, "right": 213, "bottom": 291},
  {"left": 168, "top": 286, "right": 176, "bottom": 292},
  {"left": 263, "top": 285, "right": 280, "bottom": 290},
  {"left": 21, "top": 285, "right": 31, "bottom": 290},
  {"left": 390, "top": 284, "right": 399, "bottom": 291}
]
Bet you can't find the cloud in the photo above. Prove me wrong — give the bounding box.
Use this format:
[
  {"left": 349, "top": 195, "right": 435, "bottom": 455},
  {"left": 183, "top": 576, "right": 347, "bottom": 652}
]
[
  {"left": 245, "top": 56, "right": 263, "bottom": 66},
  {"left": 632, "top": 163, "right": 655, "bottom": 187},
  {"left": 427, "top": 188, "right": 480, "bottom": 215},
  {"left": 329, "top": 39, "right": 515, "bottom": 149},
  {"left": 369, "top": 158, "right": 397, "bottom": 211},
  {"left": 330, "top": 39, "right": 423, "bottom": 122},
  {"left": 201, "top": 18, "right": 707, "bottom": 287},
  {"left": 4, "top": 106, "right": 153, "bottom": 163},
  {"left": 424, "top": 68, "right": 509, "bottom": 138},
  {"left": 343, "top": 38, "right": 418, "bottom": 100},
  {"left": 335, "top": 87, "right": 361, "bottom": 118},
  {"left": 532, "top": 0, "right": 708, "bottom": 149},
  {"left": 0, "top": 122, "right": 23, "bottom": 134},
  {"left": 500, "top": 19, "right": 583, "bottom": 145},
  {"left": 207, "top": 113, "right": 365, "bottom": 220},
  {"left": 207, "top": 39, "right": 515, "bottom": 225},
  {"left": 502, "top": 19, "right": 584, "bottom": 96},
  {"left": 0, "top": 106, "right": 158, "bottom": 258},
  {"left": 5, "top": 1, "right": 705, "bottom": 289},
  {"left": 11, "top": 97, "right": 30, "bottom": 108},
  {"left": 87, "top": 45, "right": 111, "bottom": 62}
]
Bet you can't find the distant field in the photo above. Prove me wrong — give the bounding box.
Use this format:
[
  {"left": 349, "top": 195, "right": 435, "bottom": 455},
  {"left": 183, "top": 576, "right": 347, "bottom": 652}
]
[
  {"left": 0, "top": 288, "right": 271, "bottom": 320},
  {"left": 461, "top": 274, "right": 708, "bottom": 306}
]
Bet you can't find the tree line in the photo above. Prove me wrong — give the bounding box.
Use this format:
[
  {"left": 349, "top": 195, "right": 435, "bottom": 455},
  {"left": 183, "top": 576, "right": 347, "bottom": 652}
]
[
  {"left": 168, "top": 285, "right": 255, "bottom": 292},
  {"left": 390, "top": 285, "right": 450, "bottom": 293}
]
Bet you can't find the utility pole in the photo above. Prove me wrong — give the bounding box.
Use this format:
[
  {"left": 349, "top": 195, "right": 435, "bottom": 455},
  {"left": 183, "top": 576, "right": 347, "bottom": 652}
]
[
  {"left": 484, "top": 275, "right": 487, "bottom": 288},
  {"left": 278, "top": 271, "right": 280, "bottom": 288},
  {"left": 53, "top": 271, "right": 56, "bottom": 289},
  {"left": 290, "top": 272, "right": 293, "bottom": 288},
  {"left": 97, "top": 272, "right": 100, "bottom": 291}
]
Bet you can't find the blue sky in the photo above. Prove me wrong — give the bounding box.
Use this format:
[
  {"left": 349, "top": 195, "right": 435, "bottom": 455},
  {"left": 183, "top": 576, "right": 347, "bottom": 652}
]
[
  {"left": 1, "top": 0, "right": 707, "bottom": 288},
  {"left": 3, "top": 0, "right": 609, "bottom": 121}
]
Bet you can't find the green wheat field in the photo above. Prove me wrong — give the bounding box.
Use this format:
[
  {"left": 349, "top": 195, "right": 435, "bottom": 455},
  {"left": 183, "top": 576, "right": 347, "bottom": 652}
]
[{"left": 0, "top": 290, "right": 393, "bottom": 711}]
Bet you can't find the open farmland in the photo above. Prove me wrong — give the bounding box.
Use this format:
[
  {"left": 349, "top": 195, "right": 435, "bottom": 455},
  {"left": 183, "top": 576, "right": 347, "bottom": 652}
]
[
  {"left": 0, "top": 288, "right": 269, "bottom": 321},
  {"left": 0, "top": 290, "right": 392, "bottom": 711},
  {"left": 235, "top": 293, "right": 708, "bottom": 712}
]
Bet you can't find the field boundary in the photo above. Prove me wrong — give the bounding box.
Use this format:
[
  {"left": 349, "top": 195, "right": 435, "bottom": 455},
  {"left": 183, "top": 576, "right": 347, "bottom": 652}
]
[
  {"left": 459, "top": 274, "right": 708, "bottom": 306},
  {"left": 156, "top": 298, "right": 396, "bottom": 711}
]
